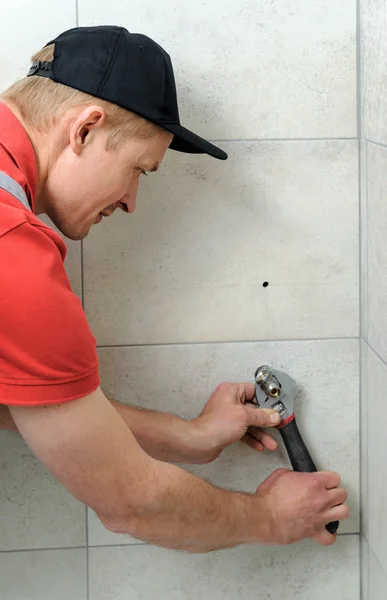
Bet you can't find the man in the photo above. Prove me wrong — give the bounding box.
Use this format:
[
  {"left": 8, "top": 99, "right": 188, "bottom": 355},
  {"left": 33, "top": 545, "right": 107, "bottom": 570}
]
[{"left": 0, "top": 25, "right": 348, "bottom": 552}]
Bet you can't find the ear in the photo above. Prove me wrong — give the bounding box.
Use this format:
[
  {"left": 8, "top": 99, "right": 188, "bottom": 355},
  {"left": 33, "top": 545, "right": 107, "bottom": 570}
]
[{"left": 69, "top": 105, "right": 107, "bottom": 156}]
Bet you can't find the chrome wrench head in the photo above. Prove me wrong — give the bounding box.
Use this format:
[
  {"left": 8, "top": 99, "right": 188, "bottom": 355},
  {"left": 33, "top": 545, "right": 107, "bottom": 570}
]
[{"left": 254, "top": 365, "right": 298, "bottom": 423}]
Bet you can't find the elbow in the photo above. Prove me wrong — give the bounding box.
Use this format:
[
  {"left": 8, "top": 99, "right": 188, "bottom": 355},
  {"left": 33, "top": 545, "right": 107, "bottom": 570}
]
[
  {"left": 94, "top": 504, "right": 141, "bottom": 539},
  {"left": 97, "top": 513, "right": 137, "bottom": 537}
]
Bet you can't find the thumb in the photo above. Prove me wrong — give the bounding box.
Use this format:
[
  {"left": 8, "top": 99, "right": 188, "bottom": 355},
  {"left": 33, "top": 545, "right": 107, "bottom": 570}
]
[
  {"left": 256, "top": 468, "right": 290, "bottom": 494},
  {"left": 313, "top": 529, "right": 337, "bottom": 546},
  {"left": 245, "top": 406, "right": 281, "bottom": 428}
]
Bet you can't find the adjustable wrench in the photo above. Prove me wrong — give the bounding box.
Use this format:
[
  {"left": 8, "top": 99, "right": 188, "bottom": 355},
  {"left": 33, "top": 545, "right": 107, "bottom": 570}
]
[{"left": 254, "top": 365, "right": 339, "bottom": 535}]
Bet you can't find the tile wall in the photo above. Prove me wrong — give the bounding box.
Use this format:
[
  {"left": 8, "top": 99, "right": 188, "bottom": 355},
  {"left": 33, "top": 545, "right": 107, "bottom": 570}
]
[
  {"left": 360, "top": 1, "right": 387, "bottom": 598},
  {"left": 1, "top": 1, "right": 360, "bottom": 598}
]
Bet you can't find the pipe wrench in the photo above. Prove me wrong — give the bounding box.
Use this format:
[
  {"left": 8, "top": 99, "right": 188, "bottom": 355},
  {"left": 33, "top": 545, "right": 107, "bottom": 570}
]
[{"left": 254, "top": 365, "right": 339, "bottom": 535}]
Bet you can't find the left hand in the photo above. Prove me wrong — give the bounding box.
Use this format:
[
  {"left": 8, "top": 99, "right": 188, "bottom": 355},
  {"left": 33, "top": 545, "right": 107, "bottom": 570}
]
[{"left": 194, "top": 382, "right": 281, "bottom": 463}]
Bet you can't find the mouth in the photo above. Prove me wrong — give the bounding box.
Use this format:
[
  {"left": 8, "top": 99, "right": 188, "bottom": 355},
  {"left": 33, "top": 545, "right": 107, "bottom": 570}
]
[{"left": 95, "top": 211, "right": 112, "bottom": 224}]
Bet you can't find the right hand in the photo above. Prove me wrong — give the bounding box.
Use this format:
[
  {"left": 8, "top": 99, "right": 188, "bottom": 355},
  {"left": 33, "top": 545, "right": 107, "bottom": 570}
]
[{"left": 255, "top": 468, "right": 349, "bottom": 546}]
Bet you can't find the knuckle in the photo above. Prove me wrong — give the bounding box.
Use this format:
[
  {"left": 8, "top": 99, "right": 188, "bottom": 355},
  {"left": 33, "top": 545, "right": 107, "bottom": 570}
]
[
  {"left": 254, "top": 410, "right": 268, "bottom": 424},
  {"left": 275, "top": 467, "right": 289, "bottom": 476},
  {"left": 215, "top": 382, "right": 233, "bottom": 393}
]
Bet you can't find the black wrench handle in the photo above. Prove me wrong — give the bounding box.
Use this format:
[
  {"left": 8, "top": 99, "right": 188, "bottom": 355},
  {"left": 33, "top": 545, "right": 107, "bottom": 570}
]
[{"left": 279, "top": 417, "right": 339, "bottom": 535}]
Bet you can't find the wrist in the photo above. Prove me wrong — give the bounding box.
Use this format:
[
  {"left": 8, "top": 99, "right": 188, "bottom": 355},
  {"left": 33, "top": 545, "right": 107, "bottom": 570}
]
[
  {"left": 231, "top": 492, "right": 270, "bottom": 545},
  {"left": 188, "top": 416, "right": 221, "bottom": 464}
]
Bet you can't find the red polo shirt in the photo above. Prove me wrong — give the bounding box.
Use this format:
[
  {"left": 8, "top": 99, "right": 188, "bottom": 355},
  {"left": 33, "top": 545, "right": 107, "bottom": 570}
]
[{"left": 0, "top": 103, "right": 100, "bottom": 405}]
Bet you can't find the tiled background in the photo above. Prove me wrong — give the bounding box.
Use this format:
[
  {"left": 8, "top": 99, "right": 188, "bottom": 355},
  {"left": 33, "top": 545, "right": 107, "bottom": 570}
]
[
  {"left": 360, "top": 0, "right": 387, "bottom": 599},
  {"left": 0, "top": 1, "right": 364, "bottom": 599}
]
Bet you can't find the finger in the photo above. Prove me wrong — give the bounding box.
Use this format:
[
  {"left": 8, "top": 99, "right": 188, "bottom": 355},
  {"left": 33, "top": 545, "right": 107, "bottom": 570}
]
[
  {"left": 326, "top": 504, "right": 350, "bottom": 522},
  {"left": 315, "top": 471, "right": 342, "bottom": 490},
  {"left": 313, "top": 529, "right": 337, "bottom": 547},
  {"left": 248, "top": 427, "right": 278, "bottom": 451},
  {"left": 327, "top": 487, "right": 348, "bottom": 507},
  {"left": 238, "top": 383, "right": 256, "bottom": 403},
  {"left": 245, "top": 406, "right": 281, "bottom": 428},
  {"left": 241, "top": 434, "right": 265, "bottom": 452}
]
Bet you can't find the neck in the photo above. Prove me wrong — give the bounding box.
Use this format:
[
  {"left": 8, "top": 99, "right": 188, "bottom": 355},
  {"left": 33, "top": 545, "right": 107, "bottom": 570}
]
[{"left": 2, "top": 100, "right": 53, "bottom": 214}]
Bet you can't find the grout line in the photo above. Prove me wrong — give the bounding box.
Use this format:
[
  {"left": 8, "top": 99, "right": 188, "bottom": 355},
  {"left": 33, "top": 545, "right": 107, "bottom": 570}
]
[
  {"left": 365, "top": 138, "right": 387, "bottom": 149},
  {"left": 365, "top": 142, "right": 369, "bottom": 345},
  {"left": 0, "top": 545, "right": 86, "bottom": 554},
  {"left": 88, "top": 543, "right": 148, "bottom": 549},
  {"left": 0, "top": 532, "right": 358, "bottom": 557},
  {"left": 365, "top": 145, "right": 369, "bottom": 580},
  {"left": 85, "top": 506, "right": 90, "bottom": 600},
  {"left": 357, "top": 0, "right": 363, "bottom": 548},
  {"left": 96, "top": 336, "right": 359, "bottom": 350},
  {"left": 86, "top": 533, "right": 359, "bottom": 548},
  {"left": 356, "top": 0, "right": 362, "bottom": 139},
  {"left": 359, "top": 535, "right": 364, "bottom": 600},
  {"left": 75, "top": 0, "right": 79, "bottom": 27},
  {"left": 207, "top": 137, "right": 358, "bottom": 144}
]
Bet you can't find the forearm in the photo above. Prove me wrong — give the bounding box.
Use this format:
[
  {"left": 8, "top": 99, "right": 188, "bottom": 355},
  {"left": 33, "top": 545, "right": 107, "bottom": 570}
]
[
  {"left": 10, "top": 392, "right": 266, "bottom": 553},
  {"left": 103, "top": 458, "right": 265, "bottom": 552},
  {"left": 1, "top": 399, "right": 211, "bottom": 463},
  {"left": 109, "top": 399, "right": 211, "bottom": 464}
]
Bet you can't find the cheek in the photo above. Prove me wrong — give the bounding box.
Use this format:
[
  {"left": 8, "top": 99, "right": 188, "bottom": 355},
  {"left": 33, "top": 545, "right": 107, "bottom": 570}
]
[{"left": 86, "top": 163, "right": 126, "bottom": 204}]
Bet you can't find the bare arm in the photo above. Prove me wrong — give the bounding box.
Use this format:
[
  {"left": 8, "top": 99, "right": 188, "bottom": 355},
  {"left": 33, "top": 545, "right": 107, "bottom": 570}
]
[
  {"left": 108, "top": 399, "right": 209, "bottom": 464},
  {"left": 109, "top": 382, "right": 281, "bottom": 464},
  {"left": 3, "top": 385, "right": 280, "bottom": 464},
  {"left": 9, "top": 388, "right": 349, "bottom": 551},
  {"left": 9, "top": 389, "right": 263, "bottom": 552}
]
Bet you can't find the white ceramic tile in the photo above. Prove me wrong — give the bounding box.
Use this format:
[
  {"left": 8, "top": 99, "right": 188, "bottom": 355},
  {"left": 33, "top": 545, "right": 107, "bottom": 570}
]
[
  {"left": 362, "top": 537, "right": 369, "bottom": 600},
  {"left": 79, "top": 0, "right": 356, "bottom": 139},
  {"left": 361, "top": 0, "right": 387, "bottom": 145},
  {"left": 369, "top": 546, "right": 387, "bottom": 600},
  {"left": 84, "top": 140, "right": 359, "bottom": 345},
  {"left": 366, "top": 347, "right": 387, "bottom": 574},
  {"left": 366, "top": 143, "right": 387, "bottom": 363},
  {"left": 89, "top": 536, "right": 359, "bottom": 600},
  {"left": 0, "top": 432, "right": 86, "bottom": 551},
  {"left": 39, "top": 215, "right": 82, "bottom": 299},
  {"left": 361, "top": 342, "right": 369, "bottom": 541},
  {"left": 360, "top": 140, "right": 368, "bottom": 341},
  {"left": 267, "top": 283, "right": 358, "bottom": 339},
  {"left": 0, "top": 549, "right": 87, "bottom": 600},
  {"left": 0, "top": 1, "right": 75, "bottom": 90},
  {"left": 91, "top": 338, "right": 359, "bottom": 546}
]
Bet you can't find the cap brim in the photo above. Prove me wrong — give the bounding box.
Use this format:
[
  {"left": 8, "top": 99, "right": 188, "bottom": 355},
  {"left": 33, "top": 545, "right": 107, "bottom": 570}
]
[{"left": 161, "top": 123, "right": 228, "bottom": 160}]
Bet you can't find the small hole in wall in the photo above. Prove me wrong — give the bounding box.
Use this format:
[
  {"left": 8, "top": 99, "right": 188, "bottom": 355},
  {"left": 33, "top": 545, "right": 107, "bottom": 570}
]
[{"left": 262, "top": 282, "right": 269, "bottom": 288}]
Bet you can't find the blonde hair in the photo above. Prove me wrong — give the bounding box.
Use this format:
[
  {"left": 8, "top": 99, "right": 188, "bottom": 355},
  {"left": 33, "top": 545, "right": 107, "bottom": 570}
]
[{"left": 1, "top": 44, "right": 162, "bottom": 148}]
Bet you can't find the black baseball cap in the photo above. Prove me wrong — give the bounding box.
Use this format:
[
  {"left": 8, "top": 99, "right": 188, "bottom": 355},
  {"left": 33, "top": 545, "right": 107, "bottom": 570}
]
[{"left": 27, "top": 25, "right": 227, "bottom": 160}]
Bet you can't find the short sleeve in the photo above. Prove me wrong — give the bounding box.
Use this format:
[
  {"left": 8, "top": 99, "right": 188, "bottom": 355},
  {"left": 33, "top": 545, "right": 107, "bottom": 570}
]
[{"left": 0, "top": 221, "right": 100, "bottom": 405}]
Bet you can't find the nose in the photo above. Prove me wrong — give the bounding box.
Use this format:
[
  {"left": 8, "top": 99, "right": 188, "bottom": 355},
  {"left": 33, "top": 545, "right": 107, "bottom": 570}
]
[{"left": 119, "top": 178, "right": 139, "bottom": 214}]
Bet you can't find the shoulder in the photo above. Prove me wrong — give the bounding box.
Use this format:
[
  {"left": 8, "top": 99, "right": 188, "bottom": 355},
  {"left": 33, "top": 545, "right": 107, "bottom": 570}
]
[
  {"left": 0, "top": 218, "right": 99, "bottom": 404},
  {"left": 0, "top": 208, "right": 67, "bottom": 269}
]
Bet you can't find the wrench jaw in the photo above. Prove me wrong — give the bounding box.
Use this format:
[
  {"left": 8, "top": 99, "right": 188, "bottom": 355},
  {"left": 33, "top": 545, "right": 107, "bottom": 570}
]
[{"left": 254, "top": 365, "right": 297, "bottom": 424}]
